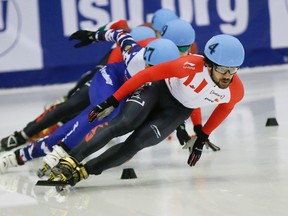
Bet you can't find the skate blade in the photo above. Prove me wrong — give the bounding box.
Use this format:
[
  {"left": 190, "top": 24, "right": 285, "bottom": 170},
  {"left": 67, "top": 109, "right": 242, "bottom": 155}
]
[
  {"left": 37, "top": 168, "right": 48, "bottom": 178},
  {"left": 56, "top": 185, "right": 67, "bottom": 193},
  {"left": 36, "top": 180, "right": 68, "bottom": 187}
]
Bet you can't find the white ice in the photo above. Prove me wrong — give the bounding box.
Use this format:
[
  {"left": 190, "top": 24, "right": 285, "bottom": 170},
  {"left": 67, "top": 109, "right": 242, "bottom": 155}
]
[{"left": 0, "top": 65, "right": 288, "bottom": 216}]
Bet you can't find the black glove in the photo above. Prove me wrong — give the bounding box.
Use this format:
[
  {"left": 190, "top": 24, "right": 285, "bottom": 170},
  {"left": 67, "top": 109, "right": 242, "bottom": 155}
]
[
  {"left": 193, "top": 124, "right": 221, "bottom": 151},
  {"left": 193, "top": 124, "right": 203, "bottom": 136},
  {"left": 69, "top": 30, "right": 97, "bottom": 48},
  {"left": 88, "top": 96, "right": 119, "bottom": 122},
  {"left": 176, "top": 123, "right": 191, "bottom": 145},
  {"left": 187, "top": 126, "right": 209, "bottom": 166}
]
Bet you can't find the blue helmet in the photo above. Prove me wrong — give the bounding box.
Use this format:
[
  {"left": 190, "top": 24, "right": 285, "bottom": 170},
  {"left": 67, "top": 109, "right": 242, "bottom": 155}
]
[
  {"left": 151, "top": 9, "right": 178, "bottom": 31},
  {"left": 143, "top": 38, "right": 180, "bottom": 65},
  {"left": 130, "top": 26, "right": 156, "bottom": 42},
  {"left": 204, "top": 34, "right": 245, "bottom": 67},
  {"left": 161, "top": 19, "right": 195, "bottom": 46}
]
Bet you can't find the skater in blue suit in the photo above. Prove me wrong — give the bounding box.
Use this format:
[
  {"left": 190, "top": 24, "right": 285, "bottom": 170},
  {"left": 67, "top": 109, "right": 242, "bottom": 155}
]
[{"left": 0, "top": 31, "right": 182, "bottom": 175}]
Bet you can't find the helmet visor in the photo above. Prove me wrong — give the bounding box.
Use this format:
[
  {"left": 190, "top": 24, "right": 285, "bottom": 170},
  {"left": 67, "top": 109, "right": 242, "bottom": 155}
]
[{"left": 214, "top": 65, "right": 239, "bottom": 75}]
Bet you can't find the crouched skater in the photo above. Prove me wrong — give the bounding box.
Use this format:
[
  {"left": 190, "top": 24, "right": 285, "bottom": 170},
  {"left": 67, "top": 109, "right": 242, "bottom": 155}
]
[{"left": 42, "top": 34, "right": 245, "bottom": 188}]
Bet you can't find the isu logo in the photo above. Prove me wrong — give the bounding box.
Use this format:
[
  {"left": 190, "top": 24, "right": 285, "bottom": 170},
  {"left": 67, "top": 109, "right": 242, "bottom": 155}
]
[
  {"left": 0, "top": 0, "right": 21, "bottom": 57},
  {"left": 183, "top": 61, "right": 195, "bottom": 70}
]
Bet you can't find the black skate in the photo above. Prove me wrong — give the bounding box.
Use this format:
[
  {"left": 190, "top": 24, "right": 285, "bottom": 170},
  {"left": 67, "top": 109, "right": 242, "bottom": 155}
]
[
  {"left": 36, "top": 156, "right": 88, "bottom": 192},
  {"left": 0, "top": 131, "right": 27, "bottom": 152},
  {"left": 37, "top": 144, "right": 69, "bottom": 178},
  {"left": 37, "top": 163, "right": 51, "bottom": 178},
  {"left": 36, "top": 179, "right": 70, "bottom": 192}
]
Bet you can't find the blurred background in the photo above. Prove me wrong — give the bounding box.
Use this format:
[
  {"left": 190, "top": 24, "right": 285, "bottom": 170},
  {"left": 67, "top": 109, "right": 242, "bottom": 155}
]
[{"left": 0, "top": 0, "right": 288, "bottom": 88}]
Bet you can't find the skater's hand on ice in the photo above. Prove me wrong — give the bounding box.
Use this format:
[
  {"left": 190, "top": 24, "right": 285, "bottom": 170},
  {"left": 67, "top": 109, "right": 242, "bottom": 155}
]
[
  {"left": 187, "top": 126, "right": 209, "bottom": 167},
  {"left": 194, "top": 125, "right": 221, "bottom": 151},
  {"left": 176, "top": 123, "right": 191, "bottom": 146}
]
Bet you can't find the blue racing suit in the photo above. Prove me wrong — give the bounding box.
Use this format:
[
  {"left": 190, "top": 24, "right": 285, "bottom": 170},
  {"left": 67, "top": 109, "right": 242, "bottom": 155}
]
[{"left": 17, "top": 30, "right": 148, "bottom": 162}]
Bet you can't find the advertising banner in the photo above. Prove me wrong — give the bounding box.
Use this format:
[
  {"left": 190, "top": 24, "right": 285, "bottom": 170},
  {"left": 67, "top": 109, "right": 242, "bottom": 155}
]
[{"left": 0, "top": 0, "right": 288, "bottom": 88}]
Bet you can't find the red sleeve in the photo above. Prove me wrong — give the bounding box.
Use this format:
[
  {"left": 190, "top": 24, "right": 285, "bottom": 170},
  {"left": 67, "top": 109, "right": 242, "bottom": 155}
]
[
  {"left": 202, "top": 75, "right": 244, "bottom": 135},
  {"left": 113, "top": 55, "right": 204, "bottom": 101},
  {"left": 136, "top": 37, "right": 156, "bottom": 47},
  {"left": 107, "top": 46, "right": 123, "bottom": 64},
  {"left": 110, "top": 20, "right": 131, "bottom": 32},
  {"left": 190, "top": 108, "right": 202, "bottom": 126}
]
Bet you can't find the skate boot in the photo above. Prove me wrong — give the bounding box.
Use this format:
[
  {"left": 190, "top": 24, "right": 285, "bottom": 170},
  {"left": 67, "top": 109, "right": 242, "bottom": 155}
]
[
  {"left": 0, "top": 131, "right": 27, "bottom": 152},
  {"left": 0, "top": 152, "right": 18, "bottom": 174},
  {"left": 50, "top": 156, "right": 89, "bottom": 187},
  {"left": 37, "top": 144, "right": 69, "bottom": 178}
]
